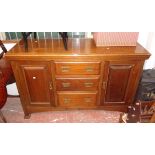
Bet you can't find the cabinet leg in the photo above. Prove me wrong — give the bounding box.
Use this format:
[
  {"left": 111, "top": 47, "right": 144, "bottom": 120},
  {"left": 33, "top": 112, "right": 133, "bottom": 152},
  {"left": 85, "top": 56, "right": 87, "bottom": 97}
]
[{"left": 24, "top": 114, "right": 31, "bottom": 119}]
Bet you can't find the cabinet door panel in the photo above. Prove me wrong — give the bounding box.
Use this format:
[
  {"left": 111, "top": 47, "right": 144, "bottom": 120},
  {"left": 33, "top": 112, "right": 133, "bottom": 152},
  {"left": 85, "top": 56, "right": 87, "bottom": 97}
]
[
  {"left": 24, "top": 66, "right": 50, "bottom": 103},
  {"left": 20, "top": 62, "right": 54, "bottom": 106},
  {"left": 105, "top": 65, "right": 133, "bottom": 102},
  {"left": 100, "top": 61, "right": 144, "bottom": 106}
]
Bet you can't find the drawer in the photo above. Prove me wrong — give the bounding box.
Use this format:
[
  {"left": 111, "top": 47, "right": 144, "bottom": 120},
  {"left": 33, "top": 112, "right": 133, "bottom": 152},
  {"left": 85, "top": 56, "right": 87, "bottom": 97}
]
[
  {"left": 57, "top": 92, "right": 97, "bottom": 107},
  {"left": 56, "top": 77, "right": 99, "bottom": 91},
  {"left": 55, "top": 62, "right": 100, "bottom": 75}
]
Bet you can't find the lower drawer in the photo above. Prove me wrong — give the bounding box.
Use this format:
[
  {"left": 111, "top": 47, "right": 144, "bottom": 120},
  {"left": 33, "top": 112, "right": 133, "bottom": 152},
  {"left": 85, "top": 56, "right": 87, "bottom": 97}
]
[{"left": 57, "top": 91, "right": 98, "bottom": 107}]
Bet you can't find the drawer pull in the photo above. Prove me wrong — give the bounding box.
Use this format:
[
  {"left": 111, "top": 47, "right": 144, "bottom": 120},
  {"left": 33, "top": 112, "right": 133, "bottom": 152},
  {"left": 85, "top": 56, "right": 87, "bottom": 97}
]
[
  {"left": 62, "top": 82, "right": 71, "bottom": 88},
  {"left": 63, "top": 98, "right": 71, "bottom": 104},
  {"left": 61, "top": 66, "right": 70, "bottom": 72},
  {"left": 84, "top": 98, "right": 92, "bottom": 103},
  {"left": 84, "top": 82, "right": 93, "bottom": 87},
  {"left": 85, "top": 67, "right": 93, "bottom": 72}
]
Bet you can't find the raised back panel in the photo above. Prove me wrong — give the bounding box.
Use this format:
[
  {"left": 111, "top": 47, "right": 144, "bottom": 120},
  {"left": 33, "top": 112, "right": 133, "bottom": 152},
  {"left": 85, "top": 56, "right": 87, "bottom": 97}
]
[
  {"left": 105, "top": 65, "right": 133, "bottom": 103},
  {"left": 22, "top": 65, "right": 51, "bottom": 105}
]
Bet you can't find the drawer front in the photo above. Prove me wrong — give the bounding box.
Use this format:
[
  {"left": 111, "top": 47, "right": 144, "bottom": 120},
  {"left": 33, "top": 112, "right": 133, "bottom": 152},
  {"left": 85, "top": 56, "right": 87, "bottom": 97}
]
[
  {"left": 56, "top": 77, "right": 99, "bottom": 91},
  {"left": 57, "top": 92, "right": 97, "bottom": 107},
  {"left": 55, "top": 62, "right": 100, "bottom": 75}
]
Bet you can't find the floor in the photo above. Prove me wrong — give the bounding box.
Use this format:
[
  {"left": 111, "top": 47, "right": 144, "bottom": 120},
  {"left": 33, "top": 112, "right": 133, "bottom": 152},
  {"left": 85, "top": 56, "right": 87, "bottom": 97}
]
[{"left": 0, "top": 97, "right": 121, "bottom": 123}]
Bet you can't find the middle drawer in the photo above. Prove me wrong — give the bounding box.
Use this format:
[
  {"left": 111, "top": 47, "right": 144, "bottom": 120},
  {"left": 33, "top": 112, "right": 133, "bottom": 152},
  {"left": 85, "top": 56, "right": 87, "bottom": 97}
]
[{"left": 56, "top": 77, "right": 99, "bottom": 91}]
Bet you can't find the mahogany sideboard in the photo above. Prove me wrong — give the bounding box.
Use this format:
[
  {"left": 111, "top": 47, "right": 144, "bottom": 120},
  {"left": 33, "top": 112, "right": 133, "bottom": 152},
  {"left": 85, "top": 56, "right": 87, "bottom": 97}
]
[{"left": 5, "top": 39, "right": 150, "bottom": 118}]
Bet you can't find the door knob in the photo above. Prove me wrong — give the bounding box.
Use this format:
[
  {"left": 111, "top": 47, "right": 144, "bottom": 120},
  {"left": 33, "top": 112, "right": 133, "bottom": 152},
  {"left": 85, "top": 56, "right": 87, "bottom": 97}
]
[
  {"left": 49, "top": 82, "right": 53, "bottom": 90},
  {"left": 32, "top": 76, "right": 37, "bottom": 79}
]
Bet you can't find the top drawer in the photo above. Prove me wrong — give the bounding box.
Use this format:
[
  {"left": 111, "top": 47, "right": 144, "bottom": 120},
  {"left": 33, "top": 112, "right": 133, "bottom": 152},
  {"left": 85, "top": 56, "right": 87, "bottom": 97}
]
[{"left": 55, "top": 62, "right": 100, "bottom": 75}]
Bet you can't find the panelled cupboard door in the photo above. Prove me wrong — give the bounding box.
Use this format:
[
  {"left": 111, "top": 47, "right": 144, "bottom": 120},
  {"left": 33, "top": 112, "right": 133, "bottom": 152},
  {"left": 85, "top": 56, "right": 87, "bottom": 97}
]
[
  {"left": 101, "top": 61, "right": 143, "bottom": 106},
  {"left": 19, "top": 61, "right": 55, "bottom": 106}
]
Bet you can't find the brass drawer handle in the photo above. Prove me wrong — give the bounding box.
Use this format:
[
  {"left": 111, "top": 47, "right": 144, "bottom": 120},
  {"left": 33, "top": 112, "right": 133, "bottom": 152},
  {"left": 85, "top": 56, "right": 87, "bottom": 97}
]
[
  {"left": 84, "top": 82, "right": 93, "bottom": 87},
  {"left": 61, "top": 66, "right": 70, "bottom": 72},
  {"left": 84, "top": 98, "right": 92, "bottom": 103},
  {"left": 63, "top": 98, "right": 71, "bottom": 104},
  {"left": 62, "top": 82, "right": 71, "bottom": 88},
  {"left": 85, "top": 67, "right": 93, "bottom": 72}
]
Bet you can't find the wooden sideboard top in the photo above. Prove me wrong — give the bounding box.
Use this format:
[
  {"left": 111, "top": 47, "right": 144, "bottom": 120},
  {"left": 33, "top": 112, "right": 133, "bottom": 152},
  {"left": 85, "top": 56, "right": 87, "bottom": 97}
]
[{"left": 5, "top": 39, "right": 151, "bottom": 60}]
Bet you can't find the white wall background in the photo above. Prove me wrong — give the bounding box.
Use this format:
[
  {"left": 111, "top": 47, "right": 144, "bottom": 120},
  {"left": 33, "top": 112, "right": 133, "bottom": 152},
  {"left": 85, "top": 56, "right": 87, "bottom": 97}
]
[
  {"left": 0, "top": 32, "right": 6, "bottom": 40},
  {"left": 138, "top": 32, "right": 155, "bottom": 69}
]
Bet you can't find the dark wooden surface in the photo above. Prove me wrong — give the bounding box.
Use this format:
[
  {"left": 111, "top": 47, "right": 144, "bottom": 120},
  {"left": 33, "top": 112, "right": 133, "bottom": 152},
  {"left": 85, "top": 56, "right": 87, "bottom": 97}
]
[{"left": 5, "top": 39, "right": 151, "bottom": 117}]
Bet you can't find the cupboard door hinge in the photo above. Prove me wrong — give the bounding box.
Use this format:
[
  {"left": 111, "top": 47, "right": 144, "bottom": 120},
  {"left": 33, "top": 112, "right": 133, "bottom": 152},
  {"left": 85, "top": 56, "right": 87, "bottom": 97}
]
[{"left": 102, "top": 81, "right": 107, "bottom": 89}]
